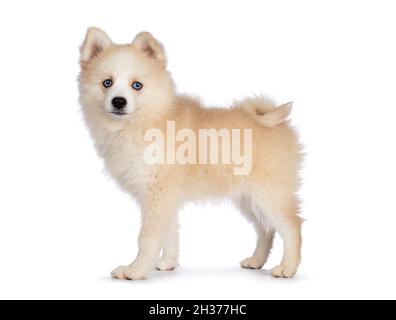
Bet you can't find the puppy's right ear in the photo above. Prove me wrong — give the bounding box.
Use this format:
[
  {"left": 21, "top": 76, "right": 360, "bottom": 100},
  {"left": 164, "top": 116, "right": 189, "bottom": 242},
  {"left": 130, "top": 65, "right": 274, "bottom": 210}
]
[{"left": 80, "top": 27, "right": 112, "bottom": 65}]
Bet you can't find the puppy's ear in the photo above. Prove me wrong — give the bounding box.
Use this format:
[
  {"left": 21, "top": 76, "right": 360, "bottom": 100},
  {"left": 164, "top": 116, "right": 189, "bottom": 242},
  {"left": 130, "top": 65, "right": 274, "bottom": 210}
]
[
  {"left": 132, "top": 32, "right": 166, "bottom": 67},
  {"left": 80, "top": 27, "right": 112, "bottom": 65}
]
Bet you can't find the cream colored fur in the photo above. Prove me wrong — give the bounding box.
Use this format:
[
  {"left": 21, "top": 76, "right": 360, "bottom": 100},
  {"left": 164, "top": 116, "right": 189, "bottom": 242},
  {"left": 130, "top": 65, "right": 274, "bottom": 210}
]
[{"left": 79, "top": 27, "right": 303, "bottom": 280}]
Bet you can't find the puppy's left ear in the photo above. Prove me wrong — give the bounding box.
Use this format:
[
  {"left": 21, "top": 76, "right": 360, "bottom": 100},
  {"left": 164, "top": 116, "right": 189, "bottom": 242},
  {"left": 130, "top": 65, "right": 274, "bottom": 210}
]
[{"left": 132, "top": 32, "right": 166, "bottom": 67}]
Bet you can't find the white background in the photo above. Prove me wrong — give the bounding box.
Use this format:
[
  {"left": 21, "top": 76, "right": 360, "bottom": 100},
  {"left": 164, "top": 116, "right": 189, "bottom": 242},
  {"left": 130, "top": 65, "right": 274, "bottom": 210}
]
[{"left": 0, "top": 0, "right": 395, "bottom": 300}]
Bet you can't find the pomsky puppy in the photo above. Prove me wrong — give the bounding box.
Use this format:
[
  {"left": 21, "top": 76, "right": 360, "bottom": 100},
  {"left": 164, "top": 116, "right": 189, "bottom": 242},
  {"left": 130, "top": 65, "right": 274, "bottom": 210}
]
[{"left": 79, "top": 27, "right": 303, "bottom": 280}]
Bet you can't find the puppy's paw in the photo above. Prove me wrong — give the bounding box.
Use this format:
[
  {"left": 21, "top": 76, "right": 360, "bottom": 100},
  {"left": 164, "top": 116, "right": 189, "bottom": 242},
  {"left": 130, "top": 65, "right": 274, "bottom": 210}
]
[
  {"left": 111, "top": 265, "right": 128, "bottom": 280},
  {"left": 240, "top": 257, "right": 264, "bottom": 269},
  {"left": 111, "top": 265, "right": 149, "bottom": 280},
  {"left": 157, "top": 258, "right": 179, "bottom": 271},
  {"left": 271, "top": 264, "right": 296, "bottom": 278},
  {"left": 123, "top": 265, "right": 149, "bottom": 280}
]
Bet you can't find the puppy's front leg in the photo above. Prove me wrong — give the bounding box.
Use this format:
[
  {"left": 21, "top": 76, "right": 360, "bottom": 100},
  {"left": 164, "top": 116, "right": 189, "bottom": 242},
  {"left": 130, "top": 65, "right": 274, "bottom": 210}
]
[
  {"left": 112, "top": 192, "right": 177, "bottom": 280},
  {"left": 157, "top": 215, "right": 179, "bottom": 271}
]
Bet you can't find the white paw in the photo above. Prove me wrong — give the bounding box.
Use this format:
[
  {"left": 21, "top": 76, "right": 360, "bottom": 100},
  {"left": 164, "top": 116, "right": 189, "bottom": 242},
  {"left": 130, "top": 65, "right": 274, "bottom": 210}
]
[
  {"left": 271, "top": 264, "right": 296, "bottom": 278},
  {"left": 111, "top": 265, "right": 149, "bottom": 280},
  {"left": 111, "top": 265, "right": 127, "bottom": 279},
  {"left": 240, "top": 257, "right": 264, "bottom": 269},
  {"left": 157, "top": 258, "right": 179, "bottom": 271}
]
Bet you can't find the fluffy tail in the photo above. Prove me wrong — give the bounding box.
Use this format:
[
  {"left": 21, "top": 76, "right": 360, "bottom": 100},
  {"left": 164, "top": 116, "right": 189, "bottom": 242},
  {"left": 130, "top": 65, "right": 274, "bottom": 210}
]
[{"left": 237, "top": 96, "right": 293, "bottom": 128}]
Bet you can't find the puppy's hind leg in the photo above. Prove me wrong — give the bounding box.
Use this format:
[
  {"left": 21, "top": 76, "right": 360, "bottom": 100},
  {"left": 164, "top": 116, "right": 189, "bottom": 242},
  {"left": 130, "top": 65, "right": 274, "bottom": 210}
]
[
  {"left": 235, "top": 196, "right": 275, "bottom": 269},
  {"left": 254, "top": 193, "right": 302, "bottom": 278},
  {"left": 157, "top": 215, "right": 179, "bottom": 271},
  {"left": 270, "top": 212, "right": 302, "bottom": 278}
]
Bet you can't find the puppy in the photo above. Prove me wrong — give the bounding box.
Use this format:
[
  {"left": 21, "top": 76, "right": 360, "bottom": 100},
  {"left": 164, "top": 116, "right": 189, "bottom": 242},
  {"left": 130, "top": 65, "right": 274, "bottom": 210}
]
[{"left": 79, "top": 27, "right": 303, "bottom": 280}]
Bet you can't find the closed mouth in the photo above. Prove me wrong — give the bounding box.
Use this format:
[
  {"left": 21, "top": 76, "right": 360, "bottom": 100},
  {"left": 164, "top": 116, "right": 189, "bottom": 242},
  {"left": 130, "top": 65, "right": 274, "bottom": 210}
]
[{"left": 110, "top": 111, "right": 128, "bottom": 116}]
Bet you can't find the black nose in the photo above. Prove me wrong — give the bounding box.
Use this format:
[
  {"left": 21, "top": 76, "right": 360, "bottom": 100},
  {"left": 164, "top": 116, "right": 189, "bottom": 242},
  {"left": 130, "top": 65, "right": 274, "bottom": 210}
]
[{"left": 111, "top": 96, "right": 127, "bottom": 110}]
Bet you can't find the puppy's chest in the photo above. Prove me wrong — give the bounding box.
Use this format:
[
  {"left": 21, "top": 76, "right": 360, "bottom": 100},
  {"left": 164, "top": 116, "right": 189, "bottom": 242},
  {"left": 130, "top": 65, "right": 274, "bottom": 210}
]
[{"left": 97, "top": 130, "right": 150, "bottom": 196}]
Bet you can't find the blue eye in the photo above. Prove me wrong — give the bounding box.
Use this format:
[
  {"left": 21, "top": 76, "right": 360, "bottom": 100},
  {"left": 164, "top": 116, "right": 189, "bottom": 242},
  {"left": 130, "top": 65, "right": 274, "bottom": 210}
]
[
  {"left": 103, "top": 79, "right": 112, "bottom": 88},
  {"left": 132, "top": 81, "right": 143, "bottom": 90}
]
